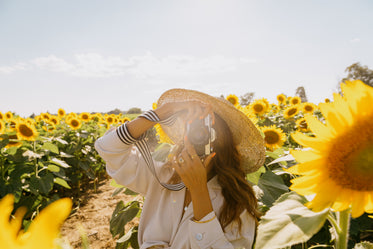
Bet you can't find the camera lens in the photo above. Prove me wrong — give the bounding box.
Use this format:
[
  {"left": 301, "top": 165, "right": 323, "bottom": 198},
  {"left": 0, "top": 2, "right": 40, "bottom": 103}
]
[{"left": 187, "top": 119, "right": 210, "bottom": 156}]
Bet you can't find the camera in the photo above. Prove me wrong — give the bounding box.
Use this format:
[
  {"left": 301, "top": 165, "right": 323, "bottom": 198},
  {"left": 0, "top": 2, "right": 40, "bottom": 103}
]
[{"left": 186, "top": 114, "right": 216, "bottom": 157}]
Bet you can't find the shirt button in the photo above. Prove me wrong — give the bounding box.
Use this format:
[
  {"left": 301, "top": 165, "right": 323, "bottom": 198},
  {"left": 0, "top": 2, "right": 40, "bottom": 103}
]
[{"left": 195, "top": 233, "right": 203, "bottom": 241}]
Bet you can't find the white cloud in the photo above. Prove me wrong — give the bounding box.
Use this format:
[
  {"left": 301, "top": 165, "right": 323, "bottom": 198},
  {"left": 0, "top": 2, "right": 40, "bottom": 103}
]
[
  {"left": 350, "top": 38, "right": 361, "bottom": 43},
  {"left": 0, "top": 53, "right": 256, "bottom": 79},
  {"left": 0, "top": 63, "right": 28, "bottom": 74}
]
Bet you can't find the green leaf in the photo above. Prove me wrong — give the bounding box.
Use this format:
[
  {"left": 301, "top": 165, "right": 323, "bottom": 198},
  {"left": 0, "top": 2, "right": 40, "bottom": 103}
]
[
  {"left": 112, "top": 187, "right": 125, "bottom": 197},
  {"left": 124, "top": 188, "right": 139, "bottom": 196},
  {"left": 47, "top": 164, "right": 60, "bottom": 172},
  {"left": 50, "top": 158, "right": 71, "bottom": 168},
  {"left": 54, "top": 177, "right": 71, "bottom": 189},
  {"left": 6, "top": 146, "right": 18, "bottom": 155},
  {"left": 116, "top": 227, "right": 135, "bottom": 243},
  {"left": 41, "top": 142, "right": 59, "bottom": 154},
  {"left": 110, "top": 179, "right": 125, "bottom": 188},
  {"left": 247, "top": 166, "right": 266, "bottom": 185},
  {"left": 257, "top": 170, "right": 289, "bottom": 207},
  {"left": 255, "top": 192, "right": 329, "bottom": 249},
  {"left": 267, "top": 154, "right": 295, "bottom": 166},
  {"left": 0, "top": 135, "right": 9, "bottom": 149},
  {"left": 110, "top": 201, "right": 140, "bottom": 237},
  {"left": 30, "top": 173, "right": 54, "bottom": 195},
  {"left": 60, "top": 152, "right": 74, "bottom": 158}
]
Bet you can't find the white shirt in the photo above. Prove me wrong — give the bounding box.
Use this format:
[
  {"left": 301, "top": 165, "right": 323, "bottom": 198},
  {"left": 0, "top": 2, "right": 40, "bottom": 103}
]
[{"left": 95, "top": 127, "right": 255, "bottom": 249}]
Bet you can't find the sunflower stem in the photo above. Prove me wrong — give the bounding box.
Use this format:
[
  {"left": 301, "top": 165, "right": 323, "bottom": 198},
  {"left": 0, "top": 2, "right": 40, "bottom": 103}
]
[
  {"left": 327, "top": 212, "right": 341, "bottom": 235},
  {"left": 335, "top": 209, "right": 350, "bottom": 249}
]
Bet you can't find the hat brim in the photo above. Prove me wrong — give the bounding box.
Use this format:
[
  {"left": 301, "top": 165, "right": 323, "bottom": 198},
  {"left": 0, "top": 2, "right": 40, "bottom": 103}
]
[{"left": 157, "top": 88, "right": 265, "bottom": 173}]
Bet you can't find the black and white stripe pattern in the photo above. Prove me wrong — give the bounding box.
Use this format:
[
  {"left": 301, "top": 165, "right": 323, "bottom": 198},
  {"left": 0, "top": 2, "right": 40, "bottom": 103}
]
[
  {"left": 116, "top": 119, "right": 184, "bottom": 191},
  {"left": 139, "top": 110, "right": 178, "bottom": 126},
  {"left": 116, "top": 122, "right": 139, "bottom": 145}
]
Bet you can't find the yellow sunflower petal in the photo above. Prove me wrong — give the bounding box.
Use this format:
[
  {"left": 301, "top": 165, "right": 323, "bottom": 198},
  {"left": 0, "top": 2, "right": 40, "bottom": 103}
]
[
  {"left": 23, "top": 198, "right": 72, "bottom": 247},
  {"left": 9, "top": 206, "right": 27, "bottom": 237},
  {"left": 366, "top": 192, "right": 373, "bottom": 212},
  {"left": 290, "top": 149, "right": 322, "bottom": 163},
  {"left": 307, "top": 191, "right": 336, "bottom": 212},
  {"left": 286, "top": 159, "right": 324, "bottom": 175},
  {"left": 350, "top": 191, "right": 367, "bottom": 218},
  {"left": 304, "top": 115, "right": 334, "bottom": 139},
  {"left": 319, "top": 103, "right": 352, "bottom": 133},
  {"left": 291, "top": 132, "right": 328, "bottom": 152},
  {"left": 289, "top": 174, "right": 323, "bottom": 195},
  {"left": 331, "top": 189, "right": 353, "bottom": 211}
]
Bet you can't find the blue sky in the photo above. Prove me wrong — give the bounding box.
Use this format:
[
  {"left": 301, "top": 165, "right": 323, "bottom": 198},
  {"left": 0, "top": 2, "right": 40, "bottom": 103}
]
[{"left": 1, "top": 0, "right": 372, "bottom": 117}]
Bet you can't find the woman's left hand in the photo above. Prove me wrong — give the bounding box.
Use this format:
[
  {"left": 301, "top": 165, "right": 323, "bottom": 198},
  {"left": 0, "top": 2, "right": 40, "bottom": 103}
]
[{"left": 171, "top": 138, "right": 215, "bottom": 192}]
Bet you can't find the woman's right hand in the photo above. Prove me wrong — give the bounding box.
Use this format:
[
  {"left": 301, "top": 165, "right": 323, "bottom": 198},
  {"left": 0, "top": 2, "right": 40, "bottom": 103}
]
[{"left": 154, "top": 101, "right": 213, "bottom": 124}]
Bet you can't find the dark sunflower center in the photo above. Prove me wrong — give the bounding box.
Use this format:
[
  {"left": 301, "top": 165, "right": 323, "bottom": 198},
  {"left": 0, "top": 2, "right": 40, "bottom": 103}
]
[
  {"left": 327, "top": 115, "right": 373, "bottom": 191},
  {"left": 287, "top": 108, "right": 297, "bottom": 116},
  {"left": 82, "top": 114, "right": 89, "bottom": 120},
  {"left": 19, "top": 124, "right": 34, "bottom": 137},
  {"left": 264, "top": 130, "right": 280, "bottom": 144},
  {"left": 299, "top": 120, "right": 308, "bottom": 129},
  {"left": 305, "top": 105, "right": 313, "bottom": 112},
  {"left": 278, "top": 97, "right": 284, "bottom": 102},
  {"left": 254, "top": 104, "right": 264, "bottom": 112},
  {"left": 71, "top": 120, "right": 79, "bottom": 127},
  {"left": 292, "top": 99, "right": 299, "bottom": 105}
]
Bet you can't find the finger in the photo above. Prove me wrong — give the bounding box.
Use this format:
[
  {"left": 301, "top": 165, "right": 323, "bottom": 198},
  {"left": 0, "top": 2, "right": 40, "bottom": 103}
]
[
  {"left": 184, "top": 137, "right": 198, "bottom": 159},
  {"left": 181, "top": 149, "right": 192, "bottom": 165},
  {"left": 203, "top": 152, "right": 216, "bottom": 168},
  {"left": 172, "top": 155, "right": 184, "bottom": 175}
]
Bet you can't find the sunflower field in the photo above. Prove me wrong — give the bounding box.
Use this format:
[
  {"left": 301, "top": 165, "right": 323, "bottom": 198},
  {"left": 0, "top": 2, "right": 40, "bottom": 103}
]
[{"left": 1, "top": 80, "right": 373, "bottom": 249}]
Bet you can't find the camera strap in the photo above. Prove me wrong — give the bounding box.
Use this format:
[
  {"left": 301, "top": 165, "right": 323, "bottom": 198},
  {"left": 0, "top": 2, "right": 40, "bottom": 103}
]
[{"left": 119, "top": 110, "right": 185, "bottom": 191}]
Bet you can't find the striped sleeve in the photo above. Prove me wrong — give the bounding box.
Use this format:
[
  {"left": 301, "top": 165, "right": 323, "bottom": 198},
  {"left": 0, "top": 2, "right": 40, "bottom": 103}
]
[{"left": 116, "top": 122, "right": 138, "bottom": 145}]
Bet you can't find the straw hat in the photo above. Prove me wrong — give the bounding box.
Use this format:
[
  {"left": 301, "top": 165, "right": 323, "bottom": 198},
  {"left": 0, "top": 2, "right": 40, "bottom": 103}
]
[{"left": 157, "top": 88, "right": 265, "bottom": 173}]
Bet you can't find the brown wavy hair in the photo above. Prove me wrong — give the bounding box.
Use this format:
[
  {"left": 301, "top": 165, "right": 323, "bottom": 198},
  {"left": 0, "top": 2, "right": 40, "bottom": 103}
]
[{"left": 210, "top": 113, "right": 261, "bottom": 231}]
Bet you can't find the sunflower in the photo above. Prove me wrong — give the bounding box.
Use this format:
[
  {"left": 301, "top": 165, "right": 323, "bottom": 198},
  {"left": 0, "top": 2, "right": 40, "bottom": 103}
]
[
  {"left": 155, "top": 123, "right": 174, "bottom": 144},
  {"left": 295, "top": 117, "right": 310, "bottom": 132},
  {"left": 41, "top": 112, "right": 51, "bottom": 121},
  {"left": 287, "top": 80, "right": 373, "bottom": 218},
  {"left": 0, "top": 120, "right": 5, "bottom": 134},
  {"left": 261, "top": 125, "right": 286, "bottom": 150},
  {"left": 57, "top": 108, "right": 66, "bottom": 118},
  {"left": 0, "top": 194, "right": 72, "bottom": 249},
  {"left": 106, "top": 115, "right": 115, "bottom": 124},
  {"left": 302, "top": 102, "right": 317, "bottom": 114},
  {"left": 283, "top": 105, "right": 300, "bottom": 119},
  {"left": 15, "top": 122, "right": 39, "bottom": 141},
  {"left": 5, "top": 112, "right": 13, "bottom": 121},
  {"left": 277, "top": 94, "right": 287, "bottom": 104},
  {"left": 79, "top": 112, "right": 91, "bottom": 122},
  {"left": 5, "top": 131, "right": 22, "bottom": 148},
  {"left": 325, "top": 98, "right": 331, "bottom": 103},
  {"left": 68, "top": 118, "right": 82, "bottom": 130},
  {"left": 121, "top": 117, "right": 131, "bottom": 123},
  {"left": 290, "top": 96, "right": 302, "bottom": 105},
  {"left": 226, "top": 94, "right": 240, "bottom": 107},
  {"left": 42, "top": 123, "right": 56, "bottom": 132},
  {"left": 49, "top": 116, "right": 60, "bottom": 126},
  {"left": 249, "top": 99, "right": 268, "bottom": 115},
  {"left": 0, "top": 112, "right": 4, "bottom": 120}
]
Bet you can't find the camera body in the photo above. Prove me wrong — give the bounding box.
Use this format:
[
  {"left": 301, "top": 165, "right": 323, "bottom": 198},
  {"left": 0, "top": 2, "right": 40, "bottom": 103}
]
[{"left": 186, "top": 114, "right": 216, "bottom": 157}]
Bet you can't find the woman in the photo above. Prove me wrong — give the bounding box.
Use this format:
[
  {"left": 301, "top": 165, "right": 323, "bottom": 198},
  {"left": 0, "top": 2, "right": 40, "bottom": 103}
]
[{"left": 95, "top": 89, "right": 265, "bottom": 249}]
